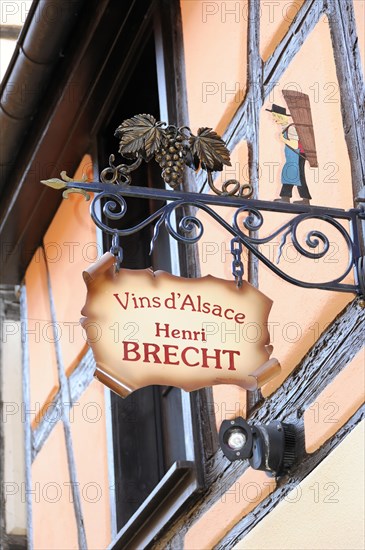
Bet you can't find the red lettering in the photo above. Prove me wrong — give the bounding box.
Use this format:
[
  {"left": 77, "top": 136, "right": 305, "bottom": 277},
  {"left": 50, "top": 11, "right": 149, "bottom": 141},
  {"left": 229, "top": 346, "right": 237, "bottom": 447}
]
[
  {"left": 122, "top": 341, "right": 140, "bottom": 361},
  {"left": 143, "top": 343, "right": 161, "bottom": 363},
  {"left": 181, "top": 294, "right": 196, "bottom": 311},
  {"left": 201, "top": 348, "right": 222, "bottom": 369},
  {"left": 234, "top": 313, "right": 245, "bottom": 324},
  {"left": 165, "top": 293, "right": 177, "bottom": 309},
  {"left": 122, "top": 341, "right": 240, "bottom": 372},
  {"left": 222, "top": 349, "right": 240, "bottom": 371},
  {"left": 163, "top": 345, "right": 180, "bottom": 365},
  {"left": 113, "top": 292, "right": 129, "bottom": 310},
  {"left": 152, "top": 296, "right": 161, "bottom": 308},
  {"left": 224, "top": 308, "right": 234, "bottom": 320},
  {"left": 181, "top": 347, "right": 199, "bottom": 367},
  {"left": 155, "top": 323, "right": 170, "bottom": 337},
  {"left": 202, "top": 302, "right": 210, "bottom": 313}
]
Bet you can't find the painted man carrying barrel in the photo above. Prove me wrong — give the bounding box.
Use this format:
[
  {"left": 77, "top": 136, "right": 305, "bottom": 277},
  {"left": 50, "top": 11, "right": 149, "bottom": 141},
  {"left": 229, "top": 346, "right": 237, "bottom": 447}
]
[{"left": 266, "top": 92, "right": 318, "bottom": 206}]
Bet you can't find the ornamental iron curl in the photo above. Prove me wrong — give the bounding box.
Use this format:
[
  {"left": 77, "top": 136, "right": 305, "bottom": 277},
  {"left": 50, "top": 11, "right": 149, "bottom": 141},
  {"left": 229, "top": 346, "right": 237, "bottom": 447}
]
[
  {"left": 41, "top": 114, "right": 365, "bottom": 295},
  {"left": 66, "top": 182, "right": 363, "bottom": 293},
  {"left": 41, "top": 178, "right": 365, "bottom": 294}
]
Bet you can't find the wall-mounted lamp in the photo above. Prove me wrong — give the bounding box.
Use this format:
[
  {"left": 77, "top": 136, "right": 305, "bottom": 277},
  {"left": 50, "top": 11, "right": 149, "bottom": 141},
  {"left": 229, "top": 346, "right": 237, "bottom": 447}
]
[{"left": 219, "top": 417, "right": 299, "bottom": 476}]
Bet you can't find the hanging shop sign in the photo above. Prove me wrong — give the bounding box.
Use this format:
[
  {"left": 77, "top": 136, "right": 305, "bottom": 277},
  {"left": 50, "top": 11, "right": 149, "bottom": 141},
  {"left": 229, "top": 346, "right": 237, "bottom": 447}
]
[
  {"left": 81, "top": 253, "right": 281, "bottom": 397},
  {"left": 41, "top": 114, "right": 365, "bottom": 397}
]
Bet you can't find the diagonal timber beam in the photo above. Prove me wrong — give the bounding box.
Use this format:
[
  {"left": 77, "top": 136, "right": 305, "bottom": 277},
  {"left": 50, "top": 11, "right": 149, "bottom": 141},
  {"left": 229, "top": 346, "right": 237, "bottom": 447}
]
[
  {"left": 153, "top": 296, "right": 365, "bottom": 549},
  {"left": 31, "top": 349, "right": 95, "bottom": 461}
]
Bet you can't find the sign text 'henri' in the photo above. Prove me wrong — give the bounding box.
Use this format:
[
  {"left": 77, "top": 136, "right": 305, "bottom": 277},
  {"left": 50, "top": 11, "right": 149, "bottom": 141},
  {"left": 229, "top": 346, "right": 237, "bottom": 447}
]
[
  {"left": 81, "top": 253, "right": 281, "bottom": 398},
  {"left": 113, "top": 291, "right": 245, "bottom": 371}
]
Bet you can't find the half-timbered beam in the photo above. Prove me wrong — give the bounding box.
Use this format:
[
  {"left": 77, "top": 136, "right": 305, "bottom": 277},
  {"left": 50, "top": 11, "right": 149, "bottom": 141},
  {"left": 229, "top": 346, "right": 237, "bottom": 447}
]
[
  {"left": 152, "top": 296, "right": 365, "bottom": 549},
  {"left": 326, "top": 0, "right": 365, "bottom": 241},
  {"left": 31, "top": 349, "right": 95, "bottom": 461}
]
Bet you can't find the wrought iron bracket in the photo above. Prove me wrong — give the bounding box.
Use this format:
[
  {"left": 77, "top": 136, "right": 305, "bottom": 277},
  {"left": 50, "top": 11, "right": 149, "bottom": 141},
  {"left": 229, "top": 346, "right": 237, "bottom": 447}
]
[
  {"left": 42, "top": 176, "right": 365, "bottom": 295},
  {"left": 41, "top": 115, "right": 365, "bottom": 294}
]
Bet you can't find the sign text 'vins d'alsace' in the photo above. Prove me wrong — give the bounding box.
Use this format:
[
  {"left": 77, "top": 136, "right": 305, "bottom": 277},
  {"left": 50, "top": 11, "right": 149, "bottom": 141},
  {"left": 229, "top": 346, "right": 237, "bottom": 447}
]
[{"left": 81, "top": 253, "right": 280, "bottom": 397}]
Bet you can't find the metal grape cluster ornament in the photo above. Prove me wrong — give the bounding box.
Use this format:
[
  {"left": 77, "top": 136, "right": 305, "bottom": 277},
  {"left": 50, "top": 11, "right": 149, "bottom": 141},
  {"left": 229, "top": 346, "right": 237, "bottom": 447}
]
[{"left": 115, "top": 113, "right": 232, "bottom": 189}]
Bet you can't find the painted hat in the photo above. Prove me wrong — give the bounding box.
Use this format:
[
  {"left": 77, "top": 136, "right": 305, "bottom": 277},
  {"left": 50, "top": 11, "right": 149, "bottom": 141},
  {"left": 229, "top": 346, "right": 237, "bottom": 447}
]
[{"left": 265, "top": 104, "right": 290, "bottom": 116}]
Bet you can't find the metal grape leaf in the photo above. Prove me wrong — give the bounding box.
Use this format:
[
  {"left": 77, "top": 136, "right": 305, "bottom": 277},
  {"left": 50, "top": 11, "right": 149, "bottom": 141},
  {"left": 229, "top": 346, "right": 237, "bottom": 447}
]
[
  {"left": 189, "top": 127, "right": 231, "bottom": 171},
  {"left": 115, "top": 114, "right": 164, "bottom": 161}
]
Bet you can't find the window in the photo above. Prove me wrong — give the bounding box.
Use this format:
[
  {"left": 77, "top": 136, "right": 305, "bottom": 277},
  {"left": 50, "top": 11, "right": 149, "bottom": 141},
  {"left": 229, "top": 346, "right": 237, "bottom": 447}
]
[
  {"left": 1, "top": 2, "right": 215, "bottom": 547},
  {"left": 94, "top": 6, "right": 212, "bottom": 547}
]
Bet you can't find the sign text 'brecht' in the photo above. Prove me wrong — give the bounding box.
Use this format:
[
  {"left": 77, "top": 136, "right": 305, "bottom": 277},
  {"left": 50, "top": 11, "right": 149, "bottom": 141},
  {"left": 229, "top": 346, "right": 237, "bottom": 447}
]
[{"left": 81, "top": 253, "right": 280, "bottom": 397}]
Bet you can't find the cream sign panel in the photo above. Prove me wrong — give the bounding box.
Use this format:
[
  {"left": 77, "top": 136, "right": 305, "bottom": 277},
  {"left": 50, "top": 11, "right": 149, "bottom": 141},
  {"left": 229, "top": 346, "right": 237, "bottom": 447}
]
[{"left": 81, "top": 253, "right": 281, "bottom": 397}]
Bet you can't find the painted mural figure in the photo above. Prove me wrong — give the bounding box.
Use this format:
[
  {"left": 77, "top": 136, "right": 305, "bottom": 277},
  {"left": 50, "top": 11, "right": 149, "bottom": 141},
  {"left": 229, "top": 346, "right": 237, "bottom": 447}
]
[{"left": 266, "top": 92, "right": 318, "bottom": 205}]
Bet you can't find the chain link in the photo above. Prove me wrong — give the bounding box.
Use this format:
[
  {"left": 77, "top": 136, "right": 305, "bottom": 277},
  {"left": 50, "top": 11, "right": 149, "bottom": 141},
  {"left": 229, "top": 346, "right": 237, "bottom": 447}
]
[
  {"left": 231, "top": 237, "right": 244, "bottom": 288},
  {"left": 110, "top": 233, "right": 123, "bottom": 272}
]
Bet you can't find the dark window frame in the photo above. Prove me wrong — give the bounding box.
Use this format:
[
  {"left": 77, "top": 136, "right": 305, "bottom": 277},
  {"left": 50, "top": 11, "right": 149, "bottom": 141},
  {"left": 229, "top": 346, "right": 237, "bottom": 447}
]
[
  {"left": 92, "top": 2, "right": 215, "bottom": 548},
  {"left": 1, "top": 0, "right": 216, "bottom": 545}
]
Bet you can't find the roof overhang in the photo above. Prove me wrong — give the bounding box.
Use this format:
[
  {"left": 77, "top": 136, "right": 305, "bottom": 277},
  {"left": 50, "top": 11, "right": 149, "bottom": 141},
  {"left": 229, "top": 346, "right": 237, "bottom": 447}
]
[{"left": 0, "top": 0, "right": 154, "bottom": 283}]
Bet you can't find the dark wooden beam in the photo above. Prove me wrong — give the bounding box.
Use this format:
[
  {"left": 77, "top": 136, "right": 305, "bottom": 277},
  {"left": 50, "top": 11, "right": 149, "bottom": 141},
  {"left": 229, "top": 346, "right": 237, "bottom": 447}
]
[
  {"left": 0, "top": 0, "right": 154, "bottom": 284},
  {"left": 326, "top": 0, "right": 365, "bottom": 251},
  {"left": 215, "top": 405, "right": 364, "bottom": 549},
  {"left": 246, "top": 0, "right": 262, "bottom": 289},
  {"left": 31, "top": 349, "right": 95, "bottom": 461},
  {"left": 155, "top": 0, "right": 217, "bottom": 470},
  {"left": 1, "top": 533, "right": 27, "bottom": 550},
  {"left": 227, "top": 0, "right": 324, "bottom": 152},
  {"left": 192, "top": 0, "right": 325, "bottom": 191},
  {"left": 156, "top": 0, "right": 202, "bottom": 280},
  {"left": 246, "top": 0, "right": 263, "bottom": 413},
  {"left": 152, "top": 296, "right": 365, "bottom": 549},
  {"left": 0, "top": 287, "right": 21, "bottom": 548},
  {"left": 0, "top": 25, "right": 21, "bottom": 40}
]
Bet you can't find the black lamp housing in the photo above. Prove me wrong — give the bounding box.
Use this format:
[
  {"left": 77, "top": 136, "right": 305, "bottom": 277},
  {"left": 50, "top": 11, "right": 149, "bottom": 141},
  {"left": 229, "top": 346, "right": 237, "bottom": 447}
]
[{"left": 219, "top": 417, "right": 298, "bottom": 476}]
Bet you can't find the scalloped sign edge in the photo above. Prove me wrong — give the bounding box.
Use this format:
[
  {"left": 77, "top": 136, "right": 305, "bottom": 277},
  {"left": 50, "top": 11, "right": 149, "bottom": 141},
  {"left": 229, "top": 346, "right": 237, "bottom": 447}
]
[{"left": 80, "top": 253, "right": 281, "bottom": 398}]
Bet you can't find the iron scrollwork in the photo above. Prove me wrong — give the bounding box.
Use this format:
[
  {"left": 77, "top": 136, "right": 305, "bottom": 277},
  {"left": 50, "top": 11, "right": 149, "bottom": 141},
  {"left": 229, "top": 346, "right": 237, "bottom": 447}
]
[{"left": 41, "top": 114, "right": 365, "bottom": 295}]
